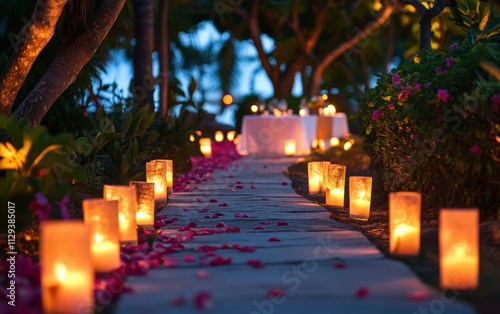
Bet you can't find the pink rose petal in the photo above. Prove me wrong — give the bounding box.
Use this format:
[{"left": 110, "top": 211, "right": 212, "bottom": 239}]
[
  {"left": 268, "top": 237, "right": 281, "bottom": 242},
  {"left": 276, "top": 221, "right": 288, "bottom": 226},
  {"left": 171, "top": 295, "right": 186, "bottom": 306},
  {"left": 261, "top": 198, "right": 269, "bottom": 201},
  {"left": 281, "top": 181, "right": 289, "bottom": 186},
  {"left": 209, "top": 199, "right": 218, "bottom": 203},
  {"left": 237, "top": 245, "right": 256, "bottom": 253},
  {"left": 267, "top": 288, "right": 286, "bottom": 298},
  {"left": 188, "top": 222, "right": 197, "bottom": 227},
  {"left": 196, "top": 270, "right": 211, "bottom": 279},
  {"left": 333, "top": 262, "right": 346, "bottom": 269},
  {"left": 216, "top": 222, "right": 226, "bottom": 228},
  {"left": 194, "top": 291, "right": 213, "bottom": 311},
  {"left": 219, "top": 203, "right": 229, "bottom": 206},
  {"left": 198, "top": 208, "right": 209, "bottom": 213},
  {"left": 356, "top": 287, "right": 369, "bottom": 298},
  {"left": 254, "top": 225, "right": 264, "bottom": 230},
  {"left": 195, "top": 245, "right": 218, "bottom": 252},
  {"left": 261, "top": 221, "right": 271, "bottom": 225},
  {"left": 183, "top": 255, "right": 196, "bottom": 263},
  {"left": 247, "top": 259, "right": 265, "bottom": 268},
  {"left": 408, "top": 290, "right": 429, "bottom": 301},
  {"left": 208, "top": 256, "right": 232, "bottom": 266}
]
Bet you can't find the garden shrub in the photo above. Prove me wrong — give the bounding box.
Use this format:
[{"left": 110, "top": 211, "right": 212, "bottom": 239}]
[{"left": 356, "top": 41, "right": 500, "bottom": 219}]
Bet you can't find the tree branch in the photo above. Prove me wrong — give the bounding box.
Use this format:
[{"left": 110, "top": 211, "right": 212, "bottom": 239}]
[
  {"left": 234, "top": 0, "right": 277, "bottom": 84},
  {"left": 0, "top": 0, "right": 68, "bottom": 116},
  {"left": 304, "top": 0, "right": 333, "bottom": 53},
  {"left": 14, "top": 0, "right": 126, "bottom": 126}
]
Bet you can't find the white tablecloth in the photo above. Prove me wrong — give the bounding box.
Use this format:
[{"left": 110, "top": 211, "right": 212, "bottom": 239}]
[{"left": 236, "top": 114, "right": 349, "bottom": 155}]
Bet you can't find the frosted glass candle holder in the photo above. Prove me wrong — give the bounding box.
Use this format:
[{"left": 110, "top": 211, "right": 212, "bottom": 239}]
[
  {"left": 349, "top": 176, "right": 372, "bottom": 221},
  {"left": 389, "top": 192, "right": 421, "bottom": 256}
]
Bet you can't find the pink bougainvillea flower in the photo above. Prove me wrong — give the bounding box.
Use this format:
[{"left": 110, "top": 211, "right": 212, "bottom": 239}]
[
  {"left": 391, "top": 72, "right": 400, "bottom": 86},
  {"left": 276, "top": 221, "right": 288, "bottom": 226},
  {"left": 387, "top": 103, "right": 395, "bottom": 110},
  {"left": 281, "top": 181, "right": 289, "bottom": 186},
  {"left": 437, "top": 89, "right": 449, "bottom": 103},
  {"left": 355, "top": 287, "right": 369, "bottom": 298},
  {"left": 254, "top": 225, "right": 264, "bottom": 230},
  {"left": 183, "top": 255, "right": 196, "bottom": 263},
  {"left": 491, "top": 94, "right": 500, "bottom": 113},
  {"left": 208, "top": 256, "right": 232, "bottom": 266},
  {"left": 171, "top": 295, "right": 186, "bottom": 306},
  {"left": 413, "top": 83, "right": 421, "bottom": 91},
  {"left": 268, "top": 237, "right": 281, "bottom": 242},
  {"left": 372, "top": 109, "right": 382, "bottom": 121},
  {"left": 209, "top": 199, "right": 218, "bottom": 203},
  {"left": 29, "top": 192, "right": 52, "bottom": 222},
  {"left": 435, "top": 66, "right": 447, "bottom": 75},
  {"left": 449, "top": 42, "right": 458, "bottom": 51},
  {"left": 408, "top": 290, "right": 429, "bottom": 301},
  {"left": 219, "top": 203, "right": 228, "bottom": 207},
  {"left": 267, "top": 288, "right": 286, "bottom": 299},
  {"left": 194, "top": 291, "right": 213, "bottom": 311},
  {"left": 333, "top": 262, "right": 346, "bottom": 269},
  {"left": 398, "top": 92, "right": 408, "bottom": 103},
  {"left": 247, "top": 259, "right": 265, "bottom": 268},
  {"left": 470, "top": 144, "right": 483, "bottom": 154},
  {"left": 446, "top": 56, "right": 455, "bottom": 67},
  {"left": 196, "top": 270, "right": 211, "bottom": 279}
]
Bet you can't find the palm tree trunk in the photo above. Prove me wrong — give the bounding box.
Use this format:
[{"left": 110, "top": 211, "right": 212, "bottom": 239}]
[
  {"left": 0, "top": 0, "right": 68, "bottom": 116},
  {"left": 158, "top": 0, "right": 169, "bottom": 119},
  {"left": 14, "top": 0, "right": 127, "bottom": 126},
  {"left": 131, "top": 0, "right": 155, "bottom": 111}
]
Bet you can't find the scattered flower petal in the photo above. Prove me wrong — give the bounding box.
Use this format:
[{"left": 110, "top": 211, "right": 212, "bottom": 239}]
[
  {"left": 355, "top": 287, "right": 369, "bottom": 298},
  {"left": 276, "top": 221, "right": 288, "bottom": 226},
  {"left": 194, "top": 291, "right": 213, "bottom": 311},
  {"left": 247, "top": 259, "right": 265, "bottom": 268},
  {"left": 268, "top": 237, "right": 281, "bottom": 242}
]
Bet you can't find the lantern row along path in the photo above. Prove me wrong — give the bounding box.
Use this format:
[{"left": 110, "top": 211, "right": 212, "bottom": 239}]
[{"left": 114, "top": 155, "right": 476, "bottom": 314}]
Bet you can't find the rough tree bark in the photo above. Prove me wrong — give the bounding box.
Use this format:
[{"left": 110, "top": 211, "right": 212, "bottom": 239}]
[
  {"left": 308, "top": 1, "right": 400, "bottom": 96},
  {"left": 158, "top": 0, "right": 169, "bottom": 118},
  {"left": 0, "top": 0, "right": 68, "bottom": 116},
  {"left": 403, "top": 0, "right": 456, "bottom": 50},
  {"left": 14, "top": 0, "right": 127, "bottom": 126},
  {"left": 131, "top": 0, "right": 155, "bottom": 111}
]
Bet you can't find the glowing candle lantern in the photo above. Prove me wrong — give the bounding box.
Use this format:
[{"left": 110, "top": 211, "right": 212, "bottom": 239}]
[
  {"left": 251, "top": 104, "right": 258, "bottom": 113},
  {"left": 343, "top": 141, "right": 353, "bottom": 151},
  {"left": 325, "top": 164, "right": 346, "bottom": 207},
  {"left": 215, "top": 131, "right": 224, "bottom": 142},
  {"left": 307, "top": 162, "right": 323, "bottom": 194},
  {"left": 154, "top": 159, "right": 173, "bottom": 194},
  {"left": 299, "top": 108, "right": 307, "bottom": 116},
  {"left": 284, "top": 139, "right": 297, "bottom": 156},
  {"left": 41, "top": 221, "right": 93, "bottom": 314},
  {"left": 146, "top": 160, "right": 168, "bottom": 201},
  {"left": 227, "top": 131, "right": 236, "bottom": 141},
  {"left": 103, "top": 185, "right": 138, "bottom": 245},
  {"left": 318, "top": 140, "right": 327, "bottom": 152},
  {"left": 83, "top": 199, "right": 121, "bottom": 273},
  {"left": 440, "top": 208, "right": 479, "bottom": 289},
  {"left": 189, "top": 134, "right": 195, "bottom": 142},
  {"left": 330, "top": 137, "right": 340, "bottom": 147},
  {"left": 129, "top": 181, "right": 155, "bottom": 228},
  {"left": 389, "top": 192, "right": 421, "bottom": 256},
  {"left": 199, "top": 138, "right": 212, "bottom": 157},
  {"left": 349, "top": 176, "right": 372, "bottom": 220}
]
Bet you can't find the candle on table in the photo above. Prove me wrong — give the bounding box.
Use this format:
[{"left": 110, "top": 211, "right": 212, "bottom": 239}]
[
  {"left": 227, "top": 131, "right": 236, "bottom": 141},
  {"left": 199, "top": 138, "right": 212, "bottom": 157},
  {"left": 284, "top": 139, "right": 296, "bottom": 156},
  {"left": 215, "top": 131, "right": 224, "bottom": 142}
]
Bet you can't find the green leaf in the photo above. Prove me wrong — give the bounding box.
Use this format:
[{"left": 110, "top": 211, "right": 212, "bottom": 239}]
[{"left": 365, "top": 124, "right": 372, "bottom": 135}]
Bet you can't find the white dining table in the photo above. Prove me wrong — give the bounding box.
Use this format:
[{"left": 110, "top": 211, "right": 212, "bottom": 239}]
[{"left": 236, "top": 113, "right": 349, "bottom": 155}]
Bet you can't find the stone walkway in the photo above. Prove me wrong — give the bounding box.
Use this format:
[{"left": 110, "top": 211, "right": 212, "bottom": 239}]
[{"left": 114, "top": 156, "right": 476, "bottom": 314}]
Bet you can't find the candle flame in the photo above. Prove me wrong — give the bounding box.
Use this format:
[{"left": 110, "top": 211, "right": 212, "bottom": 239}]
[
  {"left": 55, "top": 264, "right": 66, "bottom": 281},
  {"left": 455, "top": 246, "right": 466, "bottom": 258},
  {"left": 394, "top": 224, "right": 409, "bottom": 235},
  {"left": 95, "top": 233, "right": 103, "bottom": 244},
  {"left": 119, "top": 214, "right": 125, "bottom": 223},
  {"left": 359, "top": 191, "right": 366, "bottom": 199}
]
